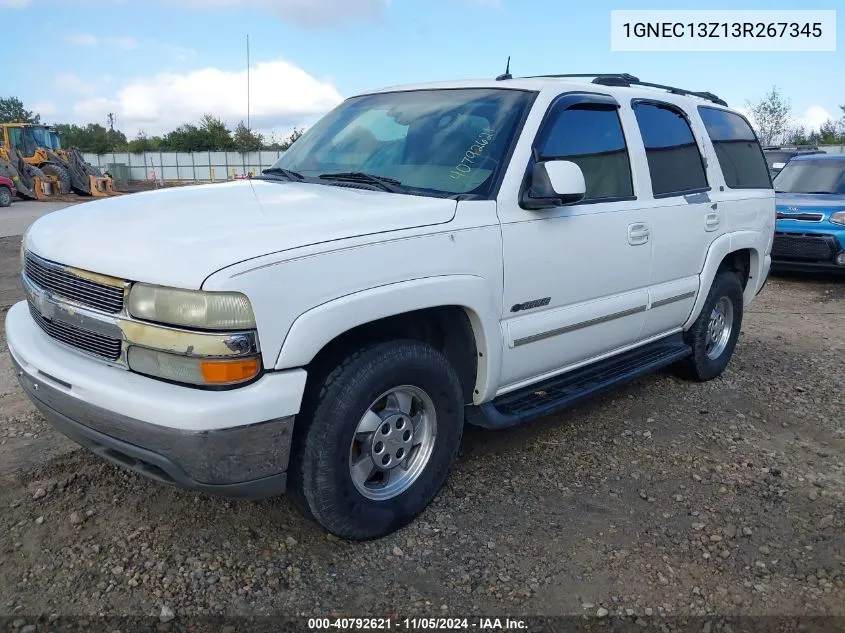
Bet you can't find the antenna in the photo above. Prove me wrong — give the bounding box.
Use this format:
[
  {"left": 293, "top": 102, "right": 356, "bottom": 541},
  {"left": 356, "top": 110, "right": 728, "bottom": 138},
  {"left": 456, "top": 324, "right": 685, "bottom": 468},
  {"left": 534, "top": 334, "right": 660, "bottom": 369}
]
[
  {"left": 496, "top": 56, "right": 512, "bottom": 81},
  {"left": 246, "top": 34, "right": 251, "bottom": 131}
]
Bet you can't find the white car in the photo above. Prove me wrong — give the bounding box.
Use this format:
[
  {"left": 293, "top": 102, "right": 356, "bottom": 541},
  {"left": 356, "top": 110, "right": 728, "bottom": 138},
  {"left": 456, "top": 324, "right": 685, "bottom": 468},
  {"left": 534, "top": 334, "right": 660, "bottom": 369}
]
[{"left": 7, "top": 73, "right": 774, "bottom": 539}]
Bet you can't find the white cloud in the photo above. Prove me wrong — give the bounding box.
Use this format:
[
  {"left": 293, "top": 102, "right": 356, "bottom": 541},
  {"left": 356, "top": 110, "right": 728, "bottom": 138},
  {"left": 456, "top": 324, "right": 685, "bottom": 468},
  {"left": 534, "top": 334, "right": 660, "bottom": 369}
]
[
  {"left": 794, "top": 106, "right": 834, "bottom": 132},
  {"left": 65, "top": 32, "right": 140, "bottom": 51},
  {"left": 72, "top": 60, "right": 343, "bottom": 136},
  {"left": 0, "top": 0, "right": 32, "bottom": 6},
  {"left": 109, "top": 36, "right": 139, "bottom": 51},
  {"left": 169, "top": 0, "right": 388, "bottom": 28},
  {"left": 54, "top": 72, "right": 99, "bottom": 96},
  {"left": 34, "top": 101, "right": 58, "bottom": 117},
  {"left": 67, "top": 32, "right": 98, "bottom": 46}
]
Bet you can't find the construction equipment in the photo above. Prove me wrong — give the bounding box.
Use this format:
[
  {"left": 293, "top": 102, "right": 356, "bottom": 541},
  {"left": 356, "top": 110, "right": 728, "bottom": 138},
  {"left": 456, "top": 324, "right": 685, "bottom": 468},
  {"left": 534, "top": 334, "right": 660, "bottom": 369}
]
[
  {"left": 0, "top": 146, "right": 57, "bottom": 201},
  {"left": 0, "top": 123, "right": 121, "bottom": 198}
]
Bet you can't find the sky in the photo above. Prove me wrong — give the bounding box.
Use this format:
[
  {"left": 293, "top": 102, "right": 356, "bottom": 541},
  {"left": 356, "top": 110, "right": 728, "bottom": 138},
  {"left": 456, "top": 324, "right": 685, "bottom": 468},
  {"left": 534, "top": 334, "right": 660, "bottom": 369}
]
[{"left": 1, "top": 0, "right": 842, "bottom": 140}]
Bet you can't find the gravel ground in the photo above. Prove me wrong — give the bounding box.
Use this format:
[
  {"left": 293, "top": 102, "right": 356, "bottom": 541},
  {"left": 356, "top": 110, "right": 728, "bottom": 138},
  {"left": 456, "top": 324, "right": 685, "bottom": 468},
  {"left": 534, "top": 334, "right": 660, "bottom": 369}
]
[{"left": 0, "top": 232, "right": 843, "bottom": 620}]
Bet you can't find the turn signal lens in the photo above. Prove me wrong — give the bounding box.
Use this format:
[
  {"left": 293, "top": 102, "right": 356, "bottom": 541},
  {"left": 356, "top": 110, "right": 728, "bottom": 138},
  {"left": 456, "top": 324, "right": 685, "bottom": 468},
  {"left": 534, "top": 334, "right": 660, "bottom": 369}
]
[
  {"left": 128, "top": 346, "right": 260, "bottom": 386},
  {"left": 200, "top": 358, "right": 261, "bottom": 384}
]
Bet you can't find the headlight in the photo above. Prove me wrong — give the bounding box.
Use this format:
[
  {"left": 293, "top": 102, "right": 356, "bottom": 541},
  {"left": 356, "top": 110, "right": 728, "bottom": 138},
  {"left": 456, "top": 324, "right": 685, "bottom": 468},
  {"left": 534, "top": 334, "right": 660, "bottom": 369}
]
[
  {"left": 127, "top": 347, "right": 260, "bottom": 386},
  {"left": 127, "top": 284, "right": 255, "bottom": 330},
  {"left": 831, "top": 211, "right": 845, "bottom": 226}
]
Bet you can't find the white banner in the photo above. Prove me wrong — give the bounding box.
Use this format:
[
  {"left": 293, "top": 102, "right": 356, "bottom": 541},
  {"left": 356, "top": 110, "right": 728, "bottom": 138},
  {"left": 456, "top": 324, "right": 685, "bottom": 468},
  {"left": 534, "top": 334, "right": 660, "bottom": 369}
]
[{"left": 611, "top": 10, "right": 836, "bottom": 52}]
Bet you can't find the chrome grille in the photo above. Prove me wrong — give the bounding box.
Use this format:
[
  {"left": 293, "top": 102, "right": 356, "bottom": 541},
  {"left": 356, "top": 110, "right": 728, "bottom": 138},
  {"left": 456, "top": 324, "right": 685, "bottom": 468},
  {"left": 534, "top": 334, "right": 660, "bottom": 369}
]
[
  {"left": 28, "top": 303, "right": 122, "bottom": 362},
  {"left": 24, "top": 252, "right": 125, "bottom": 314}
]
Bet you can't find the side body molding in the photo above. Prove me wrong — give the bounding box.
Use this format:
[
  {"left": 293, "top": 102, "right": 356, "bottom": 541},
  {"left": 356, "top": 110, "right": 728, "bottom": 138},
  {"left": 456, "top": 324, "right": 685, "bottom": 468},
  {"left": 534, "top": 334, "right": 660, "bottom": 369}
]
[{"left": 274, "top": 275, "right": 503, "bottom": 403}]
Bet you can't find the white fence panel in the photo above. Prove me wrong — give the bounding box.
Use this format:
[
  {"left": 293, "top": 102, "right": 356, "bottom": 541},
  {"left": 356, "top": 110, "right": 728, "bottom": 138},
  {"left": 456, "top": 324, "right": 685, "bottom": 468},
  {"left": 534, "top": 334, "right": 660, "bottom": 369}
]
[{"left": 80, "top": 150, "right": 286, "bottom": 183}]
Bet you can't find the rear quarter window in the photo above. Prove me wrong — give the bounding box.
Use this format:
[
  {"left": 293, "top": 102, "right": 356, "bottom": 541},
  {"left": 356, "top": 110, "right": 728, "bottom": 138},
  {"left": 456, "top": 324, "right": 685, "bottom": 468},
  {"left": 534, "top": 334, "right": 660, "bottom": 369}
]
[{"left": 698, "top": 107, "right": 772, "bottom": 189}]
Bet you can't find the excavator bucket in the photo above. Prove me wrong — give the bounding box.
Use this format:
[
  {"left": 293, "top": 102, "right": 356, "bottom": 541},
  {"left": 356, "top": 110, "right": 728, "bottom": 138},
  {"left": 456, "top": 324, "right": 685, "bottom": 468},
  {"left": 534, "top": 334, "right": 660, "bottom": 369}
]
[
  {"left": 88, "top": 174, "right": 122, "bottom": 197},
  {"left": 66, "top": 148, "right": 121, "bottom": 197}
]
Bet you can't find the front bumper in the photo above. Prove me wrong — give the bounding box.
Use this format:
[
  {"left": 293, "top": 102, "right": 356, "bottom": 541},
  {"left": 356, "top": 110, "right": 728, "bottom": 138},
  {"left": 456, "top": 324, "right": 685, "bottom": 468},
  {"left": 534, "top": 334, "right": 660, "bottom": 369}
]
[
  {"left": 6, "top": 301, "right": 307, "bottom": 499},
  {"left": 771, "top": 231, "right": 845, "bottom": 272}
]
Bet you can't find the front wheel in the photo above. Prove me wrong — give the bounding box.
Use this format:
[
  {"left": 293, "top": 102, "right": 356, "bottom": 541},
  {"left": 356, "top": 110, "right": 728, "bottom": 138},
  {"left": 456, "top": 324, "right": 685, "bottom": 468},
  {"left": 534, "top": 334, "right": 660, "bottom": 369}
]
[
  {"left": 676, "top": 270, "right": 744, "bottom": 382},
  {"left": 290, "top": 340, "right": 464, "bottom": 540},
  {"left": 0, "top": 186, "right": 11, "bottom": 208}
]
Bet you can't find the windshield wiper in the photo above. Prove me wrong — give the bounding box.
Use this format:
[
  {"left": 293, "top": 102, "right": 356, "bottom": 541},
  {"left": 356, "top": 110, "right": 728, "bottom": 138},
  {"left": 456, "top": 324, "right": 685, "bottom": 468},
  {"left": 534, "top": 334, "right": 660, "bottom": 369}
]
[
  {"left": 261, "top": 167, "right": 304, "bottom": 181},
  {"left": 318, "top": 171, "right": 407, "bottom": 193}
]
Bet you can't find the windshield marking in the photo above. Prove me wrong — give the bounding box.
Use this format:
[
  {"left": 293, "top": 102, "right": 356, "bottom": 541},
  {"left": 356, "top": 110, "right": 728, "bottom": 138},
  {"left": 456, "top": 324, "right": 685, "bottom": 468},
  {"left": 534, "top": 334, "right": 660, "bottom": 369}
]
[{"left": 450, "top": 128, "right": 496, "bottom": 180}]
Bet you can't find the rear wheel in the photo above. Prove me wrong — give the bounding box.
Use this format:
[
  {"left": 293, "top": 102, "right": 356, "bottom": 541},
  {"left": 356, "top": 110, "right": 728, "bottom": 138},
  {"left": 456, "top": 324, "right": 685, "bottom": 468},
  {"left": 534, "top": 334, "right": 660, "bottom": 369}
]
[
  {"left": 290, "top": 340, "right": 464, "bottom": 540},
  {"left": 41, "top": 163, "right": 71, "bottom": 194},
  {"left": 0, "top": 186, "right": 12, "bottom": 208},
  {"left": 676, "top": 271, "right": 744, "bottom": 381}
]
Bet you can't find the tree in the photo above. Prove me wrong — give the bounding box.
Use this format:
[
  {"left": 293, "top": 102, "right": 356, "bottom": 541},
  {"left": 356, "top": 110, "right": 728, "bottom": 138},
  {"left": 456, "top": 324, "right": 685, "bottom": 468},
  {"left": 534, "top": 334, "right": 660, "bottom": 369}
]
[
  {"left": 54, "top": 123, "right": 126, "bottom": 153},
  {"left": 198, "top": 114, "right": 235, "bottom": 151},
  {"left": 280, "top": 127, "right": 304, "bottom": 150},
  {"left": 818, "top": 119, "right": 840, "bottom": 145},
  {"left": 127, "top": 132, "right": 162, "bottom": 153},
  {"left": 233, "top": 121, "right": 263, "bottom": 153},
  {"left": 0, "top": 96, "right": 40, "bottom": 124},
  {"left": 786, "top": 125, "right": 809, "bottom": 145},
  {"left": 746, "top": 87, "right": 791, "bottom": 146}
]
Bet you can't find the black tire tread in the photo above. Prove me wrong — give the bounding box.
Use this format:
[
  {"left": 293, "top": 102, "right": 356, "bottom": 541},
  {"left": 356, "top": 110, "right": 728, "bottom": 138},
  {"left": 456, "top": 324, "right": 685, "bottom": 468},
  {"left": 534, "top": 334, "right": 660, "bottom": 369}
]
[
  {"left": 675, "top": 270, "right": 744, "bottom": 382},
  {"left": 41, "top": 163, "right": 71, "bottom": 195},
  {"left": 289, "top": 340, "right": 463, "bottom": 540}
]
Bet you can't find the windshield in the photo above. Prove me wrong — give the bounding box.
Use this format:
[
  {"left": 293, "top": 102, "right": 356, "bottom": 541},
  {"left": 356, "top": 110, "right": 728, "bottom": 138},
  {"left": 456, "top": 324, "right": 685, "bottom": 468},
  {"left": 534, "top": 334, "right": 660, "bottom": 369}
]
[
  {"left": 8, "top": 127, "right": 38, "bottom": 157},
  {"left": 30, "top": 127, "right": 50, "bottom": 148},
  {"left": 774, "top": 160, "right": 845, "bottom": 194},
  {"left": 268, "top": 88, "right": 535, "bottom": 198}
]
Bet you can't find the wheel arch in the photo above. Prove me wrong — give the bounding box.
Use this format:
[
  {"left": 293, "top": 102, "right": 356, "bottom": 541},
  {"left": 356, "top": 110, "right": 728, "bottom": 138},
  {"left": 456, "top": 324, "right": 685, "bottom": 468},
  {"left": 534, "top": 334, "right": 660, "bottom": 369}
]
[
  {"left": 274, "top": 275, "right": 503, "bottom": 404},
  {"left": 684, "top": 233, "right": 762, "bottom": 330}
]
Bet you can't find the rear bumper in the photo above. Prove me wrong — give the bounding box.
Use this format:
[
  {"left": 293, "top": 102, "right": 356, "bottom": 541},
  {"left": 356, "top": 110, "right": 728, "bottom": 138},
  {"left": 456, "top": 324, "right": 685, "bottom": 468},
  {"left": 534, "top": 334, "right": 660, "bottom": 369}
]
[{"left": 6, "top": 301, "right": 307, "bottom": 499}]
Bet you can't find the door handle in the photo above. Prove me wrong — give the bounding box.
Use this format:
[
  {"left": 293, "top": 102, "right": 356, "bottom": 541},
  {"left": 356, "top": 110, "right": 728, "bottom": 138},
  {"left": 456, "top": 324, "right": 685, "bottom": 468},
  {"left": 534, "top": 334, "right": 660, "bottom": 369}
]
[
  {"left": 704, "top": 212, "right": 720, "bottom": 232},
  {"left": 628, "top": 222, "right": 650, "bottom": 245}
]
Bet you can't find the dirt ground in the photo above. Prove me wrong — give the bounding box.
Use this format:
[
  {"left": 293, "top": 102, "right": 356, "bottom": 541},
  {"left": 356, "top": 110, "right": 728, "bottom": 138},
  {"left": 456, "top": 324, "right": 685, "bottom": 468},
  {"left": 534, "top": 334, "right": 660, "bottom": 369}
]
[{"left": 0, "top": 232, "right": 843, "bottom": 620}]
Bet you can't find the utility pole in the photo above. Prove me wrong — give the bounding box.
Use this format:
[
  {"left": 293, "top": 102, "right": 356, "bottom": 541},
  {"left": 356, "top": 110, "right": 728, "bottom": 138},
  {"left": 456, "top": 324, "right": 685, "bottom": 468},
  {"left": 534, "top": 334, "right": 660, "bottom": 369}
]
[{"left": 246, "top": 34, "right": 251, "bottom": 131}]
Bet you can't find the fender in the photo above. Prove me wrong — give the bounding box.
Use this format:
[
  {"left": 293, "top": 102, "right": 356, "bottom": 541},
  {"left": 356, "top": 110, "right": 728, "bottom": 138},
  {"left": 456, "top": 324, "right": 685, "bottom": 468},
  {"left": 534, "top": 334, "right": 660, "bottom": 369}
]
[
  {"left": 684, "top": 231, "right": 762, "bottom": 330},
  {"left": 274, "top": 275, "right": 503, "bottom": 403}
]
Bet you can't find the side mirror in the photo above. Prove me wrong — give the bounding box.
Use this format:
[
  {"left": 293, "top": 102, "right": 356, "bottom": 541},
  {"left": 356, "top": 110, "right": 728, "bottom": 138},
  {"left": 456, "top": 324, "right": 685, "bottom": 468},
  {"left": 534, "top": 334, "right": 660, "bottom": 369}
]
[{"left": 521, "top": 160, "right": 586, "bottom": 210}]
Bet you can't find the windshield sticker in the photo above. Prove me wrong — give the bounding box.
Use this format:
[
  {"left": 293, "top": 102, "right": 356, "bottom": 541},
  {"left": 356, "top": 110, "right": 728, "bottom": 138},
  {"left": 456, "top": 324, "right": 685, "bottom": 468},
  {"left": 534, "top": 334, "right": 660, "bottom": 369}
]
[{"left": 450, "top": 128, "right": 496, "bottom": 179}]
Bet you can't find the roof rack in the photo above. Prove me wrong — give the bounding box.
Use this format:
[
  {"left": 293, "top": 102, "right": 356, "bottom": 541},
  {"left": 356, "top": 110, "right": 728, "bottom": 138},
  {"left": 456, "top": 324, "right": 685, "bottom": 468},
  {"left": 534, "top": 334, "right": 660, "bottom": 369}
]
[
  {"left": 763, "top": 145, "right": 820, "bottom": 150},
  {"left": 513, "top": 73, "right": 728, "bottom": 107}
]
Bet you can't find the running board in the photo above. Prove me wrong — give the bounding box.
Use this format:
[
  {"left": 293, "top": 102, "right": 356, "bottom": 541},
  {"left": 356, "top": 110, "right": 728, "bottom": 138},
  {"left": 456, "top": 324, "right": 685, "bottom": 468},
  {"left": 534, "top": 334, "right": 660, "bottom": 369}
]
[{"left": 467, "top": 334, "right": 691, "bottom": 429}]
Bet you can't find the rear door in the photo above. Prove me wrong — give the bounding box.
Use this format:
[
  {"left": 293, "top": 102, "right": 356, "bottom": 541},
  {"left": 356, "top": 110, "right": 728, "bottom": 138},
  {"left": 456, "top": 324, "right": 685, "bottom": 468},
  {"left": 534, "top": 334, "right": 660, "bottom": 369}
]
[{"left": 627, "top": 100, "right": 719, "bottom": 339}]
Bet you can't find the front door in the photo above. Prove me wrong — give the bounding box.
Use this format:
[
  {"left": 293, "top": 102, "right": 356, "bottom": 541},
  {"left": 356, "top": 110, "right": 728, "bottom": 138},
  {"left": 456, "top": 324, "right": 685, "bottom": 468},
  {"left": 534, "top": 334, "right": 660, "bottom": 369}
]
[{"left": 496, "top": 93, "right": 653, "bottom": 392}]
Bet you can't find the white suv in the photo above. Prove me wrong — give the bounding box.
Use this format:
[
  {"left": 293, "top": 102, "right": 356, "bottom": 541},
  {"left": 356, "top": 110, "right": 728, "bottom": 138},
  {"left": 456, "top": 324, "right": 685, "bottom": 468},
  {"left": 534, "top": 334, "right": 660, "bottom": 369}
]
[{"left": 7, "top": 73, "right": 774, "bottom": 539}]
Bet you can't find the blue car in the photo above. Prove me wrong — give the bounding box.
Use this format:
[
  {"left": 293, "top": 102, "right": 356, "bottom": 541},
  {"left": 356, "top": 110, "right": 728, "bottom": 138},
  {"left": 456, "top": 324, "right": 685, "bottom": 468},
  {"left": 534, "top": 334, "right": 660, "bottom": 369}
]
[{"left": 772, "top": 154, "right": 845, "bottom": 272}]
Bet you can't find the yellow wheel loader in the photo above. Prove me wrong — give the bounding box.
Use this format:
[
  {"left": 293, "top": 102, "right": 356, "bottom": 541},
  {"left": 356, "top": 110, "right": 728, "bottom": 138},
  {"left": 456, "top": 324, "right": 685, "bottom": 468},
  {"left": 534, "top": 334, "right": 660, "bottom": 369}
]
[
  {"left": 0, "top": 123, "right": 120, "bottom": 198},
  {"left": 0, "top": 146, "right": 57, "bottom": 201}
]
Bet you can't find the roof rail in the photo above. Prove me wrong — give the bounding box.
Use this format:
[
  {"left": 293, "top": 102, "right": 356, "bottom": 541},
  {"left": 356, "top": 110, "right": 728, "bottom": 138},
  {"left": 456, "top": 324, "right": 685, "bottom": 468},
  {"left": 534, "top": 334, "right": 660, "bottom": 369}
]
[
  {"left": 763, "top": 145, "right": 820, "bottom": 150},
  {"left": 518, "top": 73, "right": 728, "bottom": 107}
]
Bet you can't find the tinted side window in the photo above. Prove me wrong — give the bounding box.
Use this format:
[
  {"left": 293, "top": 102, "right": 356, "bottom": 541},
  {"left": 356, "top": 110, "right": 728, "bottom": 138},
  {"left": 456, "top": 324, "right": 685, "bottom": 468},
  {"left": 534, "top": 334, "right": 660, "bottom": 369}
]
[
  {"left": 633, "top": 102, "right": 708, "bottom": 196},
  {"left": 538, "top": 105, "right": 634, "bottom": 200},
  {"left": 699, "top": 107, "right": 772, "bottom": 189}
]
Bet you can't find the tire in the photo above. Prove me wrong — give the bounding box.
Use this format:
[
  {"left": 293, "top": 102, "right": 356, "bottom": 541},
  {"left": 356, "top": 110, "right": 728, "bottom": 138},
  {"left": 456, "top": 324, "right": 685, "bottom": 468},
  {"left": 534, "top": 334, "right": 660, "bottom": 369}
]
[
  {"left": 290, "top": 340, "right": 464, "bottom": 540},
  {"left": 41, "top": 163, "right": 71, "bottom": 195},
  {"left": 676, "top": 270, "right": 744, "bottom": 382},
  {"left": 0, "top": 186, "right": 11, "bottom": 208}
]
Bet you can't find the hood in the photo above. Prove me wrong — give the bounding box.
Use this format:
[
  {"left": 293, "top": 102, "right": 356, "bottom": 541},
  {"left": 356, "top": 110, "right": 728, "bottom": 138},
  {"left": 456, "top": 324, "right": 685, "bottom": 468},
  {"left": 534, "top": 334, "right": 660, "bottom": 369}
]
[
  {"left": 25, "top": 180, "right": 457, "bottom": 288},
  {"left": 776, "top": 192, "right": 845, "bottom": 214}
]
